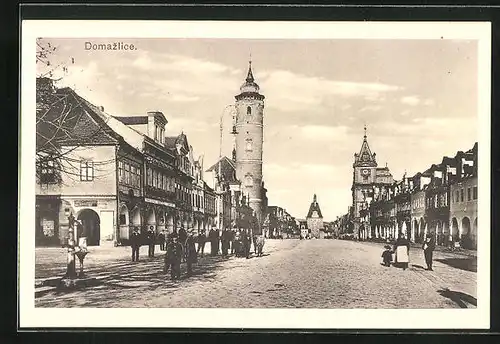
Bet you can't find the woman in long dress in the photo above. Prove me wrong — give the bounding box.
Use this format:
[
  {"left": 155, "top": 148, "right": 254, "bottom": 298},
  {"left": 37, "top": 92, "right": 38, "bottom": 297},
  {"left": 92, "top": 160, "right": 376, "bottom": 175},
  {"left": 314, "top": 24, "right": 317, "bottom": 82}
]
[{"left": 393, "top": 232, "right": 410, "bottom": 270}]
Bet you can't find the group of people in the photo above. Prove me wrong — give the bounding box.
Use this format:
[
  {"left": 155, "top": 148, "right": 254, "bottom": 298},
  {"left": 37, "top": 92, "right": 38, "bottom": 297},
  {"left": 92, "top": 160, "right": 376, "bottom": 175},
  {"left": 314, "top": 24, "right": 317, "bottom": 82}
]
[
  {"left": 129, "top": 226, "right": 264, "bottom": 280},
  {"left": 381, "top": 232, "right": 436, "bottom": 271}
]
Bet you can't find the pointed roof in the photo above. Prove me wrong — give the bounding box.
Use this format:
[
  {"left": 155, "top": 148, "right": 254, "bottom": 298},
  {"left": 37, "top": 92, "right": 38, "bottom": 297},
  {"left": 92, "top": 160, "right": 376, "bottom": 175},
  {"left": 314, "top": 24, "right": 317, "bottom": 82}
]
[
  {"left": 246, "top": 60, "right": 255, "bottom": 83},
  {"left": 307, "top": 194, "right": 323, "bottom": 218},
  {"left": 205, "top": 156, "right": 238, "bottom": 182},
  {"left": 236, "top": 60, "right": 264, "bottom": 100},
  {"left": 354, "top": 125, "right": 377, "bottom": 166}
]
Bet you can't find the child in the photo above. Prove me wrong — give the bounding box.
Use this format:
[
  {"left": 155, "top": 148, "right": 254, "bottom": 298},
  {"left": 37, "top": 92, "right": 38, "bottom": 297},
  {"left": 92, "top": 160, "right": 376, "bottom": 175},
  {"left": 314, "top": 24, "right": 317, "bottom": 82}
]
[{"left": 382, "top": 245, "right": 393, "bottom": 267}]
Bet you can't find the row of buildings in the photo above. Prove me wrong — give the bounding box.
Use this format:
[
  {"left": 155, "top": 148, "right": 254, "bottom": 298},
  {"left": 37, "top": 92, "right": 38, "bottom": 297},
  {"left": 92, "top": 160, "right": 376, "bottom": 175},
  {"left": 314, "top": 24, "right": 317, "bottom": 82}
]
[
  {"left": 335, "top": 128, "right": 478, "bottom": 250},
  {"left": 268, "top": 194, "right": 339, "bottom": 240},
  {"left": 35, "top": 61, "right": 278, "bottom": 247}
]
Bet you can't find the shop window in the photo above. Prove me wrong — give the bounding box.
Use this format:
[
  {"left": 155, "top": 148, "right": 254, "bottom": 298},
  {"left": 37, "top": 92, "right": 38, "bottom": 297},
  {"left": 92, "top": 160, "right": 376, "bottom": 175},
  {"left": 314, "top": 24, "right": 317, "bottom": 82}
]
[{"left": 80, "top": 160, "right": 94, "bottom": 181}]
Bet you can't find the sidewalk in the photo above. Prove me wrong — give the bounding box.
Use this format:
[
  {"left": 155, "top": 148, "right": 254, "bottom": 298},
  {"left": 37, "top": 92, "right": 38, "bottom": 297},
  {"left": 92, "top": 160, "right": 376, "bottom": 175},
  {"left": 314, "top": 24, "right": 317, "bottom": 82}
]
[{"left": 35, "top": 241, "right": 258, "bottom": 281}]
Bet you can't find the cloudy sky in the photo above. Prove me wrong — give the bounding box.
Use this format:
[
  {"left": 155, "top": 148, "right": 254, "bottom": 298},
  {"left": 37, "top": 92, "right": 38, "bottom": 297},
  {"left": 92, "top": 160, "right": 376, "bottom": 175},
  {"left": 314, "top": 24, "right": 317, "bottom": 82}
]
[{"left": 38, "top": 38, "right": 478, "bottom": 220}]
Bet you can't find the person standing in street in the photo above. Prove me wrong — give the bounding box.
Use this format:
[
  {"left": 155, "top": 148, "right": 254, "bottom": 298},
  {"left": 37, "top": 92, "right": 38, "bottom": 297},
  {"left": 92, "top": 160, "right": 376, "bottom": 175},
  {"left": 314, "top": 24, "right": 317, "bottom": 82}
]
[
  {"left": 164, "top": 233, "right": 172, "bottom": 274},
  {"left": 209, "top": 227, "right": 219, "bottom": 256},
  {"left": 166, "top": 233, "right": 183, "bottom": 280},
  {"left": 242, "top": 230, "right": 251, "bottom": 259},
  {"left": 393, "top": 232, "right": 410, "bottom": 270},
  {"left": 147, "top": 226, "right": 156, "bottom": 258},
  {"left": 185, "top": 231, "right": 197, "bottom": 276},
  {"left": 158, "top": 230, "right": 166, "bottom": 251},
  {"left": 130, "top": 227, "right": 141, "bottom": 262},
  {"left": 422, "top": 233, "right": 436, "bottom": 271},
  {"left": 178, "top": 226, "right": 187, "bottom": 247},
  {"left": 221, "top": 228, "right": 231, "bottom": 257},
  {"left": 197, "top": 229, "right": 206, "bottom": 257},
  {"left": 230, "top": 228, "right": 236, "bottom": 255}
]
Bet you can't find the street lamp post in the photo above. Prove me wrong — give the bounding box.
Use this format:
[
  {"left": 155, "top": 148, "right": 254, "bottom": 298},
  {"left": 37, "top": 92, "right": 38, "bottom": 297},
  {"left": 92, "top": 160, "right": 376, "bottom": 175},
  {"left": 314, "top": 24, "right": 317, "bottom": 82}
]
[{"left": 217, "top": 105, "right": 236, "bottom": 231}]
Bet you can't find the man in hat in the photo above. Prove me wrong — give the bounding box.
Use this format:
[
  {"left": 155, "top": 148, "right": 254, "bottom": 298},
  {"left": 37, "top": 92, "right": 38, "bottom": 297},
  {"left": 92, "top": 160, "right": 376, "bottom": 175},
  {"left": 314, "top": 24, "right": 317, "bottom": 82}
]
[
  {"left": 185, "top": 229, "right": 198, "bottom": 276},
  {"left": 221, "top": 228, "right": 231, "bottom": 257},
  {"left": 242, "top": 229, "right": 251, "bottom": 259},
  {"left": 158, "top": 230, "right": 166, "bottom": 251},
  {"left": 130, "top": 227, "right": 141, "bottom": 262},
  {"left": 147, "top": 226, "right": 156, "bottom": 258},
  {"left": 197, "top": 229, "right": 207, "bottom": 257},
  {"left": 422, "top": 233, "right": 436, "bottom": 271},
  {"left": 166, "top": 233, "right": 183, "bottom": 280}
]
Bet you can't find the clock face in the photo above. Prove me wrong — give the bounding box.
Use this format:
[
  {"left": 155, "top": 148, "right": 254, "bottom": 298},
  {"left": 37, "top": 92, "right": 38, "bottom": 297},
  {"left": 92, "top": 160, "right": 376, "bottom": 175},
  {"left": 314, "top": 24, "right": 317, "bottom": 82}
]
[
  {"left": 312, "top": 211, "right": 318, "bottom": 217},
  {"left": 361, "top": 169, "right": 371, "bottom": 176}
]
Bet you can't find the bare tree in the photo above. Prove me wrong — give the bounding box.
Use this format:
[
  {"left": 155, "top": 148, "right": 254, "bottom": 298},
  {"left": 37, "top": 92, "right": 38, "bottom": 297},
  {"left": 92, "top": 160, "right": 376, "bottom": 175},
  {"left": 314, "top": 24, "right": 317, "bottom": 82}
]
[{"left": 36, "top": 38, "right": 112, "bottom": 186}]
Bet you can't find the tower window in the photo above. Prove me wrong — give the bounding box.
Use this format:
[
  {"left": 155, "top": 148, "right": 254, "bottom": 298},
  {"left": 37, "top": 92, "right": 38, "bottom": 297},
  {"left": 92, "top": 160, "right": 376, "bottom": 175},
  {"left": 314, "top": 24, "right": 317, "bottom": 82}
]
[
  {"left": 247, "top": 106, "right": 251, "bottom": 115},
  {"left": 246, "top": 139, "right": 253, "bottom": 152},
  {"left": 245, "top": 175, "right": 254, "bottom": 187}
]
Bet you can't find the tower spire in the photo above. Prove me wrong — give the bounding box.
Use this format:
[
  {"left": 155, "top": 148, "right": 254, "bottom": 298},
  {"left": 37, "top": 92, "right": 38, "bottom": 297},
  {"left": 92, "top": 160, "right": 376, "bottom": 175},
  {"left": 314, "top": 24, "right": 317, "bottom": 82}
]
[
  {"left": 246, "top": 57, "right": 254, "bottom": 83},
  {"left": 363, "top": 123, "right": 367, "bottom": 140}
]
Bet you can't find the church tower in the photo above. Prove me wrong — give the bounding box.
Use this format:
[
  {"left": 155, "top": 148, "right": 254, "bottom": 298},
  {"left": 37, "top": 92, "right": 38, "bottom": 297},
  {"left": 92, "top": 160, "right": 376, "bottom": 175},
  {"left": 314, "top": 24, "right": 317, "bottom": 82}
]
[
  {"left": 352, "top": 126, "right": 377, "bottom": 239},
  {"left": 234, "top": 60, "right": 265, "bottom": 224}
]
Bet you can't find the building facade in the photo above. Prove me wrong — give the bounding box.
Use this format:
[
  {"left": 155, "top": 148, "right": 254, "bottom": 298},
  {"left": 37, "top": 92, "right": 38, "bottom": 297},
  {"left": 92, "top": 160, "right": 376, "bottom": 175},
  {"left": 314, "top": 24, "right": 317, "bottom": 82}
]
[
  {"left": 449, "top": 144, "right": 478, "bottom": 249},
  {"left": 351, "top": 127, "right": 395, "bottom": 240},
  {"left": 338, "top": 136, "right": 478, "bottom": 250},
  {"left": 35, "top": 78, "right": 217, "bottom": 247},
  {"left": 306, "top": 194, "right": 324, "bottom": 239},
  {"left": 234, "top": 61, "right": 266, "bottom": 225}
]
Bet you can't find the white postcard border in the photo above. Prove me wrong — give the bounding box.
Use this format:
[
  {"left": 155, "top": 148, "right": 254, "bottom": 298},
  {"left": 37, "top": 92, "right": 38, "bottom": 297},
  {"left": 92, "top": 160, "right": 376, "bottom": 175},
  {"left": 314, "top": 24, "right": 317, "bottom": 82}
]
[{"left": 20, "top": 20, "right": 491, "bottom": 329}]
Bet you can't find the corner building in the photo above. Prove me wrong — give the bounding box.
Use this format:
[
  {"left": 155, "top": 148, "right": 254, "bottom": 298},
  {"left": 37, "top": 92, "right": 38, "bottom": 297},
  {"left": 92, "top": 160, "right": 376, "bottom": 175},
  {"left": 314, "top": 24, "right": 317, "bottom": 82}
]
[{"left": 234, "top": 61, "right": 265, "bottom": 224}]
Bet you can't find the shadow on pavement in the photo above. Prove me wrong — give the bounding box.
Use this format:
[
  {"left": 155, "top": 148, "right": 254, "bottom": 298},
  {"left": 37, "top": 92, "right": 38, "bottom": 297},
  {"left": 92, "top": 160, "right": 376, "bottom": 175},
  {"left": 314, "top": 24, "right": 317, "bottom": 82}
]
[
  {"left": 47, "top": 253, "right": 230, "bottom": 298},
  {"left": 435, "top": 258, "right": 477, "bottom": 272},
  {"left": 411, "top": 264, "right": 426, "bottom": 270},
  {"left": 437, "top": 288, "right": 477, "bottom": 308}
]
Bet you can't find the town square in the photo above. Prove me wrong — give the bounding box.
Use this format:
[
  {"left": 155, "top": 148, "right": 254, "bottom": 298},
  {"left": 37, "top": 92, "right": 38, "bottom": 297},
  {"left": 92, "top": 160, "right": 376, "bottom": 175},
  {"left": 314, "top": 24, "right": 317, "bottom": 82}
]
[{"left": 27, "top": 25, "right": 484, "bottom": 315}]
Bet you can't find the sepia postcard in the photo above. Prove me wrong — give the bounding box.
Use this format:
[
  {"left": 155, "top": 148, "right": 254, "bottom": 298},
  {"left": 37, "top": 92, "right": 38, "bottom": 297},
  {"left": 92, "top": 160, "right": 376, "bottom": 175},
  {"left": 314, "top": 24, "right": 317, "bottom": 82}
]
[{"left": 19, "top": 20, "right": 491, "bottom": 329}]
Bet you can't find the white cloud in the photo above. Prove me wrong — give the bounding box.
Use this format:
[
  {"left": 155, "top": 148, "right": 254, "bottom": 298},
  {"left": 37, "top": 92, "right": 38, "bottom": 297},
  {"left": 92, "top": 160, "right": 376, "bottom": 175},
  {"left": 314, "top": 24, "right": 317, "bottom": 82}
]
[
  {"left": 259, "top": 69, "right": 402, "bottom": 112},
  {"left": 298, "top": 124, "right": 351, "bottom": 141},
  {"left": 360, "top": 105, "right": 382, "bottom": 112},
  {"left": 169, "top": 94, "right": 200, "bottom": 102},
  {"left": 424, "top": 98, "right": 435, "bottom": 106},
  {"left": 400, "top": 95, "right": 421, "bottom": 106}
]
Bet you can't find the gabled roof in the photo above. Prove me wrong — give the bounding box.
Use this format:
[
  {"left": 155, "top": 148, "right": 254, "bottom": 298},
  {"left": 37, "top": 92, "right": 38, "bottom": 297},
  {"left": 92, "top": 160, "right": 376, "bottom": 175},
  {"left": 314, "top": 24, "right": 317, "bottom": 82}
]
[
  {"left": 205, "top": 156, "right": 238, "bottom": 182},
  {"left": 37, "top": 82, "right": 119, "bottom": 149},
  {"left": 441, "top": 156, "right": 456, "bottom": 167},
  {"left": 114, "top": 116, "right": 148, "bottom": 125},
  {"left": 165, "top": 132, "right": 190, "bottom": 153},
  {"left": 79, "top": 96, "right": 144, "bottom": 152},
  {"left": 354, "top": 127, "right": 377, "bottom": 166},
  {"left": 306, "top": 194, "right": 323, "bottom": 218}
]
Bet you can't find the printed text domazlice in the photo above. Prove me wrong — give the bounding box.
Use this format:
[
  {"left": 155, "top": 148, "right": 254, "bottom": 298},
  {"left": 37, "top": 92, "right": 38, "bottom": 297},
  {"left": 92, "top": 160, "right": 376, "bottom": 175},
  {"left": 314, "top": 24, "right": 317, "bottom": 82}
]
[{"left": 85, "top": 42, "right": 137, "bottom": 51}]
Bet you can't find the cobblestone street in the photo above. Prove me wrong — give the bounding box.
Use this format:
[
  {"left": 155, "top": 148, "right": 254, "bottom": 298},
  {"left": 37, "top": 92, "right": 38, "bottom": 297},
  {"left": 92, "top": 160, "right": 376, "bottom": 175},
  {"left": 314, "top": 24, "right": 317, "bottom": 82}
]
[{"left": 35, "top": 239, "right": 477, "bottom": 308}]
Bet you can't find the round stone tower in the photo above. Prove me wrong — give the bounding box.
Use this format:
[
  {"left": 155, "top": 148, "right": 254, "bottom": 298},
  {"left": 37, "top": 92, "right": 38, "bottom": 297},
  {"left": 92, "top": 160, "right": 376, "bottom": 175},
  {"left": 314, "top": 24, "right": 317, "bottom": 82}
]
[{"left": 234, "top": 60, "right": 265, "bottom": 224}]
